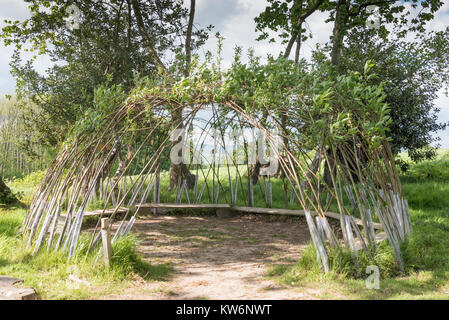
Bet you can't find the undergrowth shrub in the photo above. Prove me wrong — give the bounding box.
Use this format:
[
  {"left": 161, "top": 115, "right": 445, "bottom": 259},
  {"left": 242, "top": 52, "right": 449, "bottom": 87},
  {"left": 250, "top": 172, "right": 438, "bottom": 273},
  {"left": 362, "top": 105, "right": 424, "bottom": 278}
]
[{"left": 399, "top": 152, "right": 449, "bottom": 181}]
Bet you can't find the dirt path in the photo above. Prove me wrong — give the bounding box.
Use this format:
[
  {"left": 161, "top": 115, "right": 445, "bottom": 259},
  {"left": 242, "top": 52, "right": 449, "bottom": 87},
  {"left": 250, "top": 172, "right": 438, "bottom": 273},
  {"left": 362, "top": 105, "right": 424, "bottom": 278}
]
[{"left": 106, "top": 214, "right": 322, "bottom": 300}]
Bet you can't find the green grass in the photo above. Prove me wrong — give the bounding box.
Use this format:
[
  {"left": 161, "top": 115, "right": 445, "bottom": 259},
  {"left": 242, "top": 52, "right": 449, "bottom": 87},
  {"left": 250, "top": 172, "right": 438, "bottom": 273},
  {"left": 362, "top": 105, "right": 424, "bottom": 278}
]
[
  {"left": 0, "top": 206, "right": 172, "bottom": 299},
  {"left": 86, "top": 164, "right": 313, "bottom": 211}
]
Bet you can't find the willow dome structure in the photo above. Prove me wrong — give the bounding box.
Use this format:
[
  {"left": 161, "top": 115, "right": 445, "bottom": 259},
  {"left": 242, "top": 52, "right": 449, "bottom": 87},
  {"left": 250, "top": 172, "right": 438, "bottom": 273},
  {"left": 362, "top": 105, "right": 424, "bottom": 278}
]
[{"left": 23, "top": 59, "right": 411, "bottom": 272}]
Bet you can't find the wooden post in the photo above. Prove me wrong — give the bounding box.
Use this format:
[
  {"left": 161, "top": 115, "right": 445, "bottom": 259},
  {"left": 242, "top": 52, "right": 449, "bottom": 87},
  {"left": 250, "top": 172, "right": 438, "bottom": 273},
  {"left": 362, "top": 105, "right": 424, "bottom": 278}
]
[
  {"left": 153, "top": 171, "right": 161, "bottom": 214},
  {"left": 101, "top": 218, "right": 112, "bottom": 267},
  {"left": 248, "top": 178, "right": 254, "bottom": 207},
  {"left": 233, "top": 178, "right": 238, "bottom": 206},
  {"left": 268, "top": 180, "right": 272, "bottom": 208}
]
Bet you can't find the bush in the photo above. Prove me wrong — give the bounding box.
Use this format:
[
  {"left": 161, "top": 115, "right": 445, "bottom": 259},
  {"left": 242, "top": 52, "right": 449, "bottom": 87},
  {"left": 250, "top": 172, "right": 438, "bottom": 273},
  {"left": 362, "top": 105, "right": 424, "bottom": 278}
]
[{"left": 399, "top": 151, "right": 449, "bottom": 181}]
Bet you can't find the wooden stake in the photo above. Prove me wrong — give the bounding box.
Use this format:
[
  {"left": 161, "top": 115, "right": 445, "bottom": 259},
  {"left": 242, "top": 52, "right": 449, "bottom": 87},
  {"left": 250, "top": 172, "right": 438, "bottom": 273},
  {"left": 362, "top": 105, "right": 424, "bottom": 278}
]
[
  {"left": 305, "top": 211, "right": 329, "bottom": 273},
  {"left": 153, "top": 172, "right": 160, "bottom": 214},
  {"left": 268, "top": 180, "right": 272, "bottom": 208},
  {"left": 101, "top": 218, "right": 112, "bottom": 267},
  {"left": 249, "top": 178, "right": 254, "bottom": 207}
]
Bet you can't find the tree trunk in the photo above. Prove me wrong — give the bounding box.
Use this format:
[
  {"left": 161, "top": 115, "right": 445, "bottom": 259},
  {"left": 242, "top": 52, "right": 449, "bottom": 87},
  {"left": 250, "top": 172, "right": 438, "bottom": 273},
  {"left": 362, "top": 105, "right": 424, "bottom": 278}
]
[
  {"left": 168, "top": 0, "right": 197, "bottom": 190},
  {"left": 184, "top": 0, "right": 196, "bottom": 77},
  {"left": 330, "top": 0, "right": 347, "bottom": 67},
  {"left": 131, "top": 0, "right": 197, "bottom": 190},
  {"left": 169, "top": 108, "right": 196, "bottom": 190}
]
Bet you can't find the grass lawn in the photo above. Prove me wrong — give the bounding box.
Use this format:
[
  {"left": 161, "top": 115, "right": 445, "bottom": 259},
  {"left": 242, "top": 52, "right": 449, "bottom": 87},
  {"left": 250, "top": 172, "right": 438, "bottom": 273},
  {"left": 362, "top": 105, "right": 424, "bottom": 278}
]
[
  {"left": 1, "top": 174, "right": 173, "bottom": 299},
  {"left": 0, "top": 205, "right": 173, "bottom": 299}
]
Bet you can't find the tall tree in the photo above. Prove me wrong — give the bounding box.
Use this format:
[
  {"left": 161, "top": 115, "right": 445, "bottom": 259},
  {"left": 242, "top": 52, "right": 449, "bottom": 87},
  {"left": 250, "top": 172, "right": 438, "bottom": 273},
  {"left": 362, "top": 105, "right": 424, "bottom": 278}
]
[
  {"left": 2, "top": 0, "right": 211, "bottom": 187},
  {"left": 340, "top": 27, "right": 449, "bottom": 160},
  {"left": 167, "top": 0, "right": 198, "bottom": 189},
  {"left": 256, "top": 0, "right": 445, "bottom": 65},
  {"left": 255, "top": 0, "right": 446, "bottom": 150},
  {"left": 2, "top": 0, "right": 210, "bottom": 150}
]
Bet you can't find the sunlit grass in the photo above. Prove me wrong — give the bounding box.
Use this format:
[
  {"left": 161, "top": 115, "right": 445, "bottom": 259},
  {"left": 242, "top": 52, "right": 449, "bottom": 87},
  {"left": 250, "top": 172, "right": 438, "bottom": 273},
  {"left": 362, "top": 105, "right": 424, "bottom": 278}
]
[
  {"left": 0, "top": 207, "right": 172, "bottom": 299},
  {"left": 265, "top": 154, "right": 449, "bottom": 299}
]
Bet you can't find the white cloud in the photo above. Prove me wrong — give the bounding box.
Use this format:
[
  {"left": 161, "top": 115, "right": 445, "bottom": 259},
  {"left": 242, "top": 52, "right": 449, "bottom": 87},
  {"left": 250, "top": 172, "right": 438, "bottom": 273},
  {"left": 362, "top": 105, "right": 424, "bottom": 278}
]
[
  {"left": 433, "top": 90, "right": 449, "bottom": 149},
  {"left": 0, "top": 0, "right": 53, "bottom": 96},
  {"left": 0, "top": 0, "right": 30, "bottom": 95}
]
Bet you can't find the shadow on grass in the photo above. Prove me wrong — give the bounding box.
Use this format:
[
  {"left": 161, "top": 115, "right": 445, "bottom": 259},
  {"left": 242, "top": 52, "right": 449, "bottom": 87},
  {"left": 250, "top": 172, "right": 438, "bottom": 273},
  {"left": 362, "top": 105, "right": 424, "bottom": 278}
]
[
  {"left": 110, "top": 235, "right": 174, "bottom": 282},
  {"left": 0, "top": 257, "right": 10, "bottom": 267},
  {"left": 132, "top": 260, "right": 173, "bottom": 281},
  {"left": 0, "top": 209, "right": 23, "bottom": 237},
  {"left": 0, "top": 222, "right": 21, "bottom": 237}
]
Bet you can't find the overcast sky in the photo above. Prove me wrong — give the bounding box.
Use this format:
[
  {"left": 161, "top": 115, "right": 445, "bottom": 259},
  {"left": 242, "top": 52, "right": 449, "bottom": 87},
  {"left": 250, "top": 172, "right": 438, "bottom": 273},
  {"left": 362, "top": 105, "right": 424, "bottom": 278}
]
[{"left": 1, "top": 0, "right": 448, "bottom": 147}]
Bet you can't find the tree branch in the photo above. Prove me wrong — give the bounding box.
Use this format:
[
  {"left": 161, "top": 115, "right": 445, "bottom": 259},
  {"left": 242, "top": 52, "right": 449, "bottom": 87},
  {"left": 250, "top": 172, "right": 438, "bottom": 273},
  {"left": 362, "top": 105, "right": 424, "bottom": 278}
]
[
  {"left": 348, "top": 0, "right": 399, "bottom": 17},
  {"left": 129, "top": 0, "right": 167, "bottom": 72},
  {"left": 184, "top": 0, "right": 196, "bottom": 77},
  {"left": 283, "top": 0, "right": 324, "bottom": 58}
]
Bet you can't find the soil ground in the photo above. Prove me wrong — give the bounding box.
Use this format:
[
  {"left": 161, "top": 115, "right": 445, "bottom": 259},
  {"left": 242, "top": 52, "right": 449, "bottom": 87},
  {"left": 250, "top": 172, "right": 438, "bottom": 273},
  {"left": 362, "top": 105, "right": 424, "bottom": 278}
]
[{"left": 104, "top": 213, "right": 326, "bottom": 300}]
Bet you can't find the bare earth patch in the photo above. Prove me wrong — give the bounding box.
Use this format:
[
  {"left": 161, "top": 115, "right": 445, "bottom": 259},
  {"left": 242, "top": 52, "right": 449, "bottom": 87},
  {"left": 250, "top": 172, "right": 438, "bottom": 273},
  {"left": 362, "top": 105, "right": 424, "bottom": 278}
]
[{"left": 105, "top": 214, "right": 322, "bottom": 300}]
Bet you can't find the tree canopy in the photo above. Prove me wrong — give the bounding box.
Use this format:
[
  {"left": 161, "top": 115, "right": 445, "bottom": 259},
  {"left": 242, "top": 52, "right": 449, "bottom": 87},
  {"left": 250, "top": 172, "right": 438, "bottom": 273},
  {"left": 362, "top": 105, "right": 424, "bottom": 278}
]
[{"left": 1, "top": 0, "right": 211, "bottom": 150}]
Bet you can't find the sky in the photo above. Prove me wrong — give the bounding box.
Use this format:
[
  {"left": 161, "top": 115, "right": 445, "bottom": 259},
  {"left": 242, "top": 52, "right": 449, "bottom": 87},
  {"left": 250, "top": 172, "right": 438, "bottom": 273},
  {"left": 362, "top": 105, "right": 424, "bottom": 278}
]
[{"left": 0, "top": 0, "right": 448, "bottom": 147}]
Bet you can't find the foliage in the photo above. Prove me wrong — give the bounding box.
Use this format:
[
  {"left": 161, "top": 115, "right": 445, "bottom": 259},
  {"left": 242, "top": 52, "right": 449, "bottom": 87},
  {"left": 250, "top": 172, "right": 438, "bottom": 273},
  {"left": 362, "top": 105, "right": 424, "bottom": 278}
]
[
  {"left": 0, "top": 179, "right": 20, "bottom": 204},
  {"left": 255, "top": 0, "right": 312, "bottom": 44},
  {"left": 73, "top": 79, "right": 127, "bottom": 136},
  {"left": 1, "top": 0, "right": 211, "bottom": 150},
  {"left": 6, "top": 170, "right": 46, "bottom": 204},
  {"left": 0, "top": 97, "right": 49, "bottom": 179},
  {"left": 254, "top": 0, "right": 447, "bottom": 160},
  {"left": 126, "top": 51, "right": 391, "bottom": 152},
  {"left": 254, "top": 0, "right": 445, "bottom": 57},
  {"left": 399, "top": 151, "right": 449, "bottom": 182},
  {"left": 340, "top": 28, "right": 449, "bottom": 161}
]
